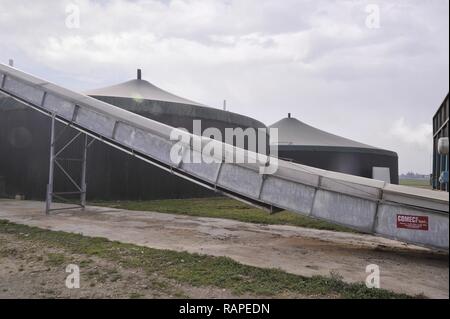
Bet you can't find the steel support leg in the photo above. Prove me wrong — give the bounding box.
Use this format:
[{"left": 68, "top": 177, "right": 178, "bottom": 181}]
[
  {"left": 45, "top": 114, "right": 56, "bottom": 215},
  {"left": 80, "top": 134, "right": 88, "bottom": 210},
  {"left": 45, "top": 115, "right": 91, "bottom": 214}
]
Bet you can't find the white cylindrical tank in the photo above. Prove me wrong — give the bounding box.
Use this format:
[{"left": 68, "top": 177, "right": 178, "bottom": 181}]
[{"left": 438, "top": 137, "right": 449, "bottom": 155}]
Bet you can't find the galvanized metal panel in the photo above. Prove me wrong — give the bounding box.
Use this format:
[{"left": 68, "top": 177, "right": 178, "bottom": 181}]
[
  {"left": 375, "top": 204, "right": 449, "bottom": 250},
  {"left": 312, "top": 190, "right": 377, "bottom": 232},
  {"left": 43, "top": 93, "right": 76, "bottom": 119},
  {"left": 382, "top": 192, "right": 448, "bottom": 213},
  {"left": 217, "top": 164, "right": 263, "bottom": 199},
  {"left": 181, "top": 150, "right": 221, "bottom": 183},
  {"left": 75, "top": 106, "right": 116, "bottom": 138},
  {"left": 321, "top": 176, "right": 381, "bottom": 200},
  {"left": 3, "top": 76, "right": 44, "bottom": 105},
  {"left": 260, "top": 176, "right": 315, "bottom": 214},
  {"left": 114, "top": 122, "right": 175, "bottom": 165},
  {"left": 273, "top": 161, "right": 320, "bottom": 187},
  {"left": 382, "top": 184, "right": 449, "bottom": 212}
]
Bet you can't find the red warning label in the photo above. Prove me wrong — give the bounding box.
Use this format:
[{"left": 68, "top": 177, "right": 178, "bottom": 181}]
[{"left": 396, "top": 214, "right": 429, "bottom": 231}]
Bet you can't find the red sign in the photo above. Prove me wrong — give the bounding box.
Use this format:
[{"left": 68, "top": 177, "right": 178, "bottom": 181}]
[{"left": 397, "top": 214, "right": 429, "bottom": 231}]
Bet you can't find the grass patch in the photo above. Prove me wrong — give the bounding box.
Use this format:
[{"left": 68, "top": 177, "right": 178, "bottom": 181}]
[
  {"left": 0, "top": 219, "right": 411, "bottom": 299},
  {"left": 399, "top": 179, "right": 432, "bottom": 189},
  {"left": 92, "top": 197, "right": 355, "bottom": 233},
  {"left": 45, "top": 253, "right": 67, "bottom": 267}
]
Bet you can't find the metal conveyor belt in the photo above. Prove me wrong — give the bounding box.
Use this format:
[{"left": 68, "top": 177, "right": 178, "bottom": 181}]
[{"left": 0, "top": 63, "right": 448, "bottom": 250}]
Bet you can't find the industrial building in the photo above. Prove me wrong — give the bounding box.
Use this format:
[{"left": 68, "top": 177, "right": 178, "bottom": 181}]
[
  {"left": 432, "top": 93, "right": 449, "bottom": 192},
  {"left": 269, "top": 114, "right": 399, "bottom": 184},
  {"left": 0, "top": 70, "right": 266, "bottom": 200}
]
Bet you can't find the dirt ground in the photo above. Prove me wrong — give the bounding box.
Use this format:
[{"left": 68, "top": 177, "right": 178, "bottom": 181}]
[
  {"left": 0, "top": 199, "right": 448, "bottom": 298},
  {"left": 0, "top": 232, "right": 264, "bottom": 299}
]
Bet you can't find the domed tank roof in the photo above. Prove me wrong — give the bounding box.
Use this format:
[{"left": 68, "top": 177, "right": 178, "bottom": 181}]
[
  {"left": 269, "top": 114, "right": 376, "bottom": 149},
  {"left": 84, "top": 69, "right": 204, "bottom": 106},
  {"left": 84, "top": 69, "right": 267, "bottom": 132}
]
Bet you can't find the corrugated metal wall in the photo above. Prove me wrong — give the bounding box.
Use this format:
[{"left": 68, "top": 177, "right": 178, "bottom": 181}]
[{"left": 432, "top": 94, "right": 449, "bottom": 192}]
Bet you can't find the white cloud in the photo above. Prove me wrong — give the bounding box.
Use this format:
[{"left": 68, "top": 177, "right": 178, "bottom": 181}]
[{"left": 390, "top": 117, "right": 432, "bottom": 148}]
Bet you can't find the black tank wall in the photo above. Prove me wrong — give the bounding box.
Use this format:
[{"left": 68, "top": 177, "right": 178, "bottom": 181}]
[
  {"left": 0, "top": 106, "right": 218, "bottom": 200},
  {"left": 0, "top": 96, "right": 269, "bottom": 200},
  {"left": 276, "top": 147, "right": 399, "bottom": 184}
]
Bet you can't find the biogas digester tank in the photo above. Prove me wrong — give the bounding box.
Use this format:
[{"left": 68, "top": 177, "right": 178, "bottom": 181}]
[
  {"left": 269, "top": 114, "right": 399, "bottom": 184},
  {"left": 0, "top": 70, "right": 267, "bottom": 200}
]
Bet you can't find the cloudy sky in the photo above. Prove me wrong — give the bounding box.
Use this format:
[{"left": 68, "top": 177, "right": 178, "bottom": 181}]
[{"left": 0, "top": 0, "right": 448, "bottom": 174}]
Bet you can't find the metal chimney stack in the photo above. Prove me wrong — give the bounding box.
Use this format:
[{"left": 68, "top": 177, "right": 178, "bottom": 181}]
[{"left": 137, "top": 69, "right": 142, "bottom": 80}]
